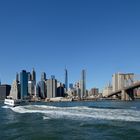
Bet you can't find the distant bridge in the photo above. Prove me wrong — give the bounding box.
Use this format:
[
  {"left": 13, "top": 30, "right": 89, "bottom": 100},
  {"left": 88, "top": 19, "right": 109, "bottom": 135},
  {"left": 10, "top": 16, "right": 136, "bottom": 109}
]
[{"left": 107, "top": 81, "right": 140, "bottom": 100}]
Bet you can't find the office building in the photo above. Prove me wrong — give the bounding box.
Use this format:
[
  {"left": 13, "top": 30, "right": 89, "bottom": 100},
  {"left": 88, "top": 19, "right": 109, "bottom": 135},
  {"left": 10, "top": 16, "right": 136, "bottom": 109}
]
[
  {"left": 102, "top": 83, "right": 113, "bottom": 97},
  {"left": 112, "top": 73, "right": 134, "bottom": 92},
  {"left": 20, "top": 70, "right": 28, "bottom": 99},
  {"left": 80, "top": 69, "right": 86, "bottom": 98},
  {"left": 41, "top": 72, "right": 46, "bottom": 81},
  {"left": 31, "top": 68, "right": 36, "bottom": 84},
  {"left": 0, "top": 84, "right": 11, "bottom": 99},
  {"left": 57, "top": 82, "right": 65, "bottom": 97},
  {"left": 65, "top": 68, "right": 68, "bottom": 91},
  {"left": 89, "top": 88, "right": 99, "bottom": 96},
  {"left": 36, "top": 81, "right": 46, "bottom": 99},
  {"left": 28, "top": 72, "right": 32, "bottom": 81},
  {"left": 46, "top": 77, "right": 57, "bottom": 98},
  {"left": 9, "top": 80, "right": 20, "bottom": 99},
  {"left": 28, "top": 81, "right": 35, "bottom": 96}
]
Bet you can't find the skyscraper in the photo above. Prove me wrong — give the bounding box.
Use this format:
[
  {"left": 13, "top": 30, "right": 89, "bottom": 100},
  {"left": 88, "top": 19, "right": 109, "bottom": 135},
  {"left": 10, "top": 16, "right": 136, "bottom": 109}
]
[
  {"left": 28, "top": 72, "right": 32, "bottom": 81},
  {"left": 37, "top": 81, "right": 46, "bottom": 98},
  {"left": 16, "top": 73, "right": 19, "bottom": 82},
  {"left": 65, "top": 68, "right": 68, "bottom": 91},
  {"left": 41, "top": 72, "right": 46, "bottom": 81},
  {"left": 46, "top": 77, "right": 57, "bottom": 98},
  {"left": 9, "top": 80, "right": 19, "bottom": 99},
  {"left": 31, "top": 68, "right": 36, "bottom": 84},
  {"left": 80, "top": 69, "right": 86, "bottom": 98},
  {"left": 20, "top": 70, "right": 28, "bottom": 99}
]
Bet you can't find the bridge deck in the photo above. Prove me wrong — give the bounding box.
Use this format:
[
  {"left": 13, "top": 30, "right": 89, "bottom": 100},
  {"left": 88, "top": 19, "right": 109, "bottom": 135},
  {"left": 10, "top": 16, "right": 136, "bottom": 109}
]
[{"left": 107, "top": 81, "right": 140, "bottom": 97}]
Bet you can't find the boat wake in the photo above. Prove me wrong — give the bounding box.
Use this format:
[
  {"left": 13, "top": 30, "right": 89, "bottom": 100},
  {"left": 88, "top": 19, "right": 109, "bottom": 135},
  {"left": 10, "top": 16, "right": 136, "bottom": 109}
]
[{"left": 2, "top": 105, "right": 140, "bottom": 122}]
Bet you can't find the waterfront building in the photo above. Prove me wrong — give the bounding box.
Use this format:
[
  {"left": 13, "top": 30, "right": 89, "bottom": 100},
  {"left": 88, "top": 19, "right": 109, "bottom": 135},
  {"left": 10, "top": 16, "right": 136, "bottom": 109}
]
[
  {"left": 57, "top": 82, "right": 65, "bottom": 97},
  {"left": 0, "top": 84, "right": 11, "bottom": 99},
  {"left": 89, "top": 88, "right": 99, "bottom": 97},
  {"left": 112, "top": 73, "right": 125, "bottom": 92},
  {"left": 9, "top": 80, "right": 20, "bottom": 99},
  {"left": 80, "top": 69, "right": 86, "bottom": 98},
  {"left": 102, "top": 83, "right": 113, "bottom": 97},
  {"left": 112, "top": 73, "right": 134, "bottom": 92},
  {"left": 46, "top": 77, "right": 57, "bottom": 98},
  {"left": 36, "top": 81, "right": 46, "bottom": 99},
  {"left": 20, "top": 70, "right": 28, "bottom": 99}
]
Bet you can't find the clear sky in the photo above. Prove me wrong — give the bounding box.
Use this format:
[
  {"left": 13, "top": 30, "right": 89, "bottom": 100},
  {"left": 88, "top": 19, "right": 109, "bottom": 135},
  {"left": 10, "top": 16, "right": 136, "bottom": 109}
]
[{"left": 0, "top": 0, "right": 140, "bottom": 90}]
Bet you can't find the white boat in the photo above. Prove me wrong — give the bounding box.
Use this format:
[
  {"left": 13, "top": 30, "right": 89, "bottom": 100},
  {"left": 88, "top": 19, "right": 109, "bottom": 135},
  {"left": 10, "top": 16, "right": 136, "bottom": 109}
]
[{"left": 4, "top": 97, "right": 28, "bottom": 107}]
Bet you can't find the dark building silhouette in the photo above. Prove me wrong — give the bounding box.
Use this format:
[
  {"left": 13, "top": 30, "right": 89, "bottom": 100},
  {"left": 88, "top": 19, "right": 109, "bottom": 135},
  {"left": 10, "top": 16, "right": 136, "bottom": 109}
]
[
  {"left": 20, "top": 70, "right": 28, "bottom": 99},
  {"left": 57, "top": 83, "right": 65, "bottom": 97},
  {"left": 0, "top": 84, "right": 11, "bottom": 99}
]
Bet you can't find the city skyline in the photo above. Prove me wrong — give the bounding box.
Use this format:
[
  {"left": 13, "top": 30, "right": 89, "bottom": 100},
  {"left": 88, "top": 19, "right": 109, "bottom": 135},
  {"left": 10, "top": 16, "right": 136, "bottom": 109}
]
[{"left": 0, "top": 0, "right": 140, "bottom": 89}]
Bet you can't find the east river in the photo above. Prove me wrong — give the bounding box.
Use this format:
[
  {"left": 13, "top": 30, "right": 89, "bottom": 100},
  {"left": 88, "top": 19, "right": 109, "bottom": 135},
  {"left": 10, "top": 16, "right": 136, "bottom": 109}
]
[{"left": 0, "top": 100, "right": 140, "bottom": 140}]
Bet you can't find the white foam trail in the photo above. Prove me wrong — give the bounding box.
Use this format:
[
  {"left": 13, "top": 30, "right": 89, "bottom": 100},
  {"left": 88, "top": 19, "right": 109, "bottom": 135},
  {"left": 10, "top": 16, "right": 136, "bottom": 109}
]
[
  {"left": 4, "top": 105, "right": 140, "bottom": 122},
  {"left": 2, "top": 105, "right": 11, "bottom": 109},
  {"left": 43, "top": 116, "right": 50, "bottom": 120}
]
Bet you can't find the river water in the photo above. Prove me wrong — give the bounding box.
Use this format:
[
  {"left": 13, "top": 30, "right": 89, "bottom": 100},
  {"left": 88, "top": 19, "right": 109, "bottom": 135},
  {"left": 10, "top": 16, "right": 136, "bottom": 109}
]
[{"left": 0, "top": 100, "right": 140, "bottom": 140}]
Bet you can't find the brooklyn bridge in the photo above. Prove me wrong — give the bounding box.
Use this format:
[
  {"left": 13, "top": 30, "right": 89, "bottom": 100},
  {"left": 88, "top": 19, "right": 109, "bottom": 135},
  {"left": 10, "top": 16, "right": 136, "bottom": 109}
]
[
  {"left": 104, "top": 73, "right": 140, "bottom": 101},
  {"left": 107, "top": 81, "right": 140, "bottom": 100}
]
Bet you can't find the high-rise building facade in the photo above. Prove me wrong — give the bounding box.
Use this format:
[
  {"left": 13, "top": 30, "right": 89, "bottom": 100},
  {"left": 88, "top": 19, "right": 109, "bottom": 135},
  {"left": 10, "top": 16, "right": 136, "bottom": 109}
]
[
  {"left": 9, "top": 80, "right": 20, "bottom": 99},
  {"left": 57, "top": 82, "right": 64, "bottom": 97},
  {"left": 46, "top": 78, "right": 57, "bottom": 98},
  {"left": 28, "top": 81, "right": 35, "bottom": 96},
  {"left": 65, "top": 68, "right": 68, "bottom": 91},
  {"left": 0, "top": 84, "right": 11, "bottom": 99},
  {"left": 20, "top": 70, "right": 28, "bottom": 99},
  {"left": 36, "top": 81, "right": 46, "bottom": 98},
  {"left": 41, "top": 72, "right": 46, "bottom": 81},
  {"left": 32, "top": 68, "right": 36, "bottom": 84},
  {"left": 80, "top": 69, "right": 86, "bottom": 98},
  {"left": 28, "top": 72, "right": 32, "bottom": 81}
]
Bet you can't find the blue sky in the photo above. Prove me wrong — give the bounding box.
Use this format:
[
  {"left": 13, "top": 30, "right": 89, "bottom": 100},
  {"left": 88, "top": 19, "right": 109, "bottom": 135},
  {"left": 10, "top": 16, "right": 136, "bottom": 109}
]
[{"left": 0, "top": 0, "right": 140, "bottom": 90}]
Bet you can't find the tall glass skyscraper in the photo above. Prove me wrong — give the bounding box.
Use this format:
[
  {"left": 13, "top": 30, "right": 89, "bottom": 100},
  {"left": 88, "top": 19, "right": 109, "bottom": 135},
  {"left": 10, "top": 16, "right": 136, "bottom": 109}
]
[
  {"left": 65, "top": 68, "right": 68, "bottom": 91},
  {"left": 81, "top": 69, "right": 86, "bottom": 98},
  {"left": 20, "top": 70, "right": 28, "bottom": 99},
  {"left": 37, "top": 81, "right": 46, "bottom": 98}
]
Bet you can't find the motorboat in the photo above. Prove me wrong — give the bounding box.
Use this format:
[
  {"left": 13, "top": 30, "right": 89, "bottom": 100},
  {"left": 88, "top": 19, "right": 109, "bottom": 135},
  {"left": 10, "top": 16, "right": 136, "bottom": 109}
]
[{"left": 4, "top": 96, "right": 28, "bottom": 107}]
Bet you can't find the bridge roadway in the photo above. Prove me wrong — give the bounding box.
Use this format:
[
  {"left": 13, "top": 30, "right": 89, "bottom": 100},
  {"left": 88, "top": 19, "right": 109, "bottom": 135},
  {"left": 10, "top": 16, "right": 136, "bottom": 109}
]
[{"left": 107, "top": 81, "right": 140, "bottom": 98}]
